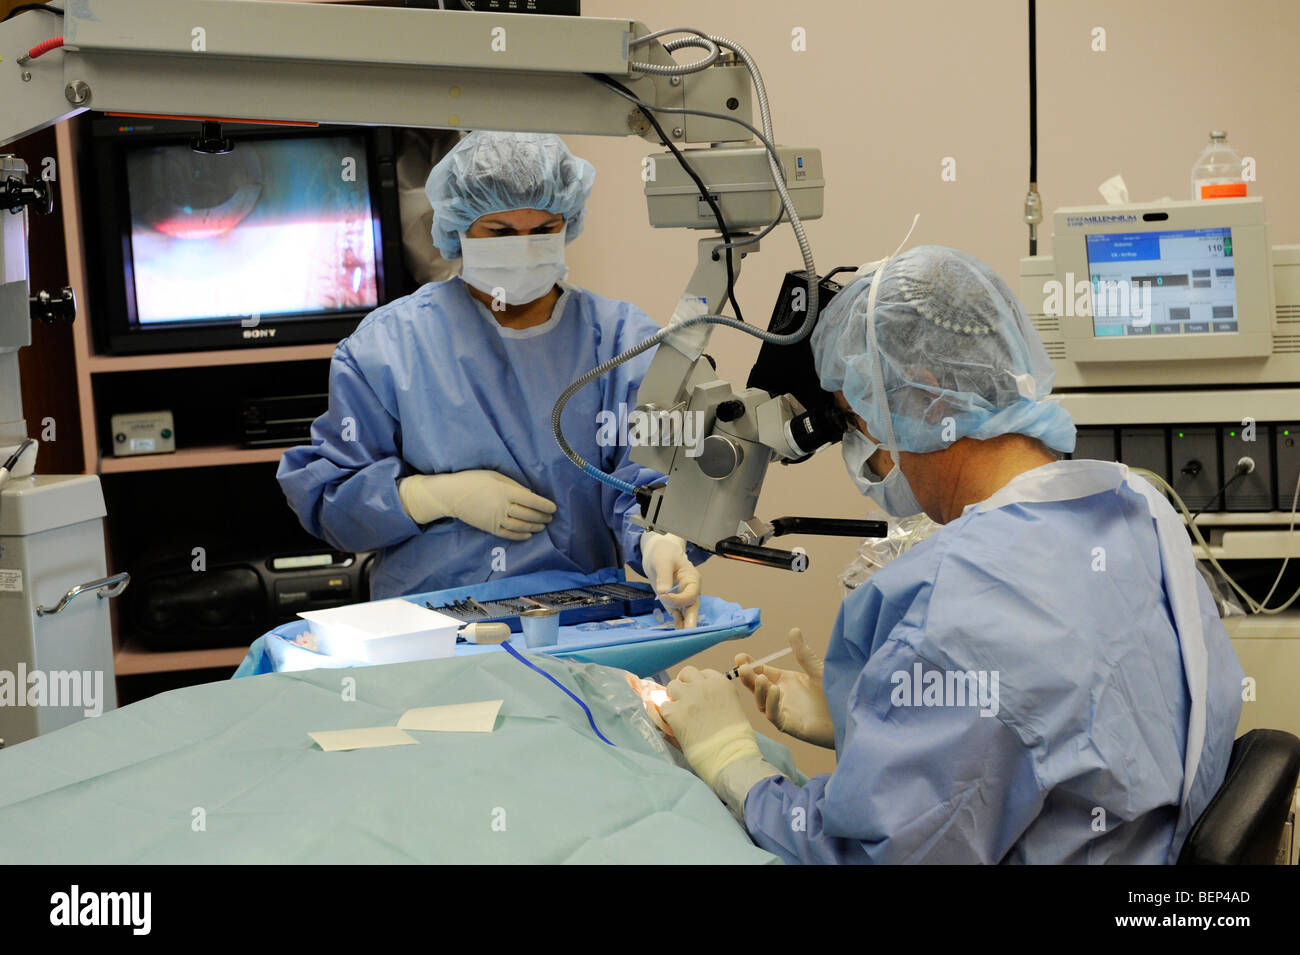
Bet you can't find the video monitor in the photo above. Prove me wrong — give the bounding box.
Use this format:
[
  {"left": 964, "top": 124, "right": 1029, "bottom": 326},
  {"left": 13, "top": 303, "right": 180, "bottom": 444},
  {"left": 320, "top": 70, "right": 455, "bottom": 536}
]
[
  {"left": 124, "top": 135, "right": 379, "bottom": 326},
  {"left": 1085, "top": 227, "right": 1237, "bottom": 338},
  {"left": 1050, "top": 198, "right": 1272, "bottom": 365},
  {"left": 84, "top": 119, "right": 409, "bottom": 354}
]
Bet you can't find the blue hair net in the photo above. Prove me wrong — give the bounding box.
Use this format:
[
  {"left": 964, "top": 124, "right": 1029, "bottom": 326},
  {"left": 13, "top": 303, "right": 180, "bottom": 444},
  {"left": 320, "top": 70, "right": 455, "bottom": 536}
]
[
  {"left": 426, "top": 131, "right": 596, "bottom": 260},
  {"left": 812, "top": 245, "right": 1076, "bottom": 454}
]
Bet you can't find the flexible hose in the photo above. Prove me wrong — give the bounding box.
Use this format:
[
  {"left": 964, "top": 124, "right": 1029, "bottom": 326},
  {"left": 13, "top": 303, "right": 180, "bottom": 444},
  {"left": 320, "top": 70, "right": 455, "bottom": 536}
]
[
  {"left": 592, "top": 71, "right": 786, "bottom": 251},
  {"left": 1133, "top": 467, "right": 1300, "bottom": 615},
  {"left": 553, "top": 32, "right": 820, "bottom": 491},
  {"left": 629, "top": 27, "right": 721, "bottom": 74},
  {"left": 25, "top": 35, "right": 64, "bottom": 59}
]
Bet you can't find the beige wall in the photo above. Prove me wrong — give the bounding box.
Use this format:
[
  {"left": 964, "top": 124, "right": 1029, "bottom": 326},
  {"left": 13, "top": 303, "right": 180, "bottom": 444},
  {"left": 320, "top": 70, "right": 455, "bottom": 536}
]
[{"left": 563, "top": 0, "right": 1300, "bottom": 774}]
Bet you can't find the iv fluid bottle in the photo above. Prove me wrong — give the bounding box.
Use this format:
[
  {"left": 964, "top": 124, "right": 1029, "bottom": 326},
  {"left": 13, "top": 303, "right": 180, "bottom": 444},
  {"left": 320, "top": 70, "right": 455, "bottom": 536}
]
[{"left": 1190, "top": 131, "right": 1246, "bottom": 199}]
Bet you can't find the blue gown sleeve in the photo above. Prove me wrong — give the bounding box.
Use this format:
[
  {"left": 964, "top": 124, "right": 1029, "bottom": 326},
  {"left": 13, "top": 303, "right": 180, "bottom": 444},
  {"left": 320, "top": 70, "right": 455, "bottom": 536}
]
[
  {"left": 599, "top": 362, "right": 659, "bottom": 575},
  {"left": 604, "top": 447, "right": 658, "bottom": 577},
  {"left": 742, "top": 637, "right": 1043, "bottom": 864},
  {"left": 276, "top": 341, "right": 422, "bottom": 552}
]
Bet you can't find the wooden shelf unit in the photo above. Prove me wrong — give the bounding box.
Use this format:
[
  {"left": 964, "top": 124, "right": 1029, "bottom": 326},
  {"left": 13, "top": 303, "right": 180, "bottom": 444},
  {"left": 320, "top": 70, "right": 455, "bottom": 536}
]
[
  {"left": 56, "top": 122, "right": 334, "bottom": 487},
  {"left": 113, "top": 640, "right": 250, "bottom": 676},
  {"left": 86, "top": 344, "right": 335, "bottom": 374},
  {"left": 54, "top": 118, "right": 330, "bottom": 681},
  {"left": 99, "top": 445, "right": 290, "bottom": 474}
]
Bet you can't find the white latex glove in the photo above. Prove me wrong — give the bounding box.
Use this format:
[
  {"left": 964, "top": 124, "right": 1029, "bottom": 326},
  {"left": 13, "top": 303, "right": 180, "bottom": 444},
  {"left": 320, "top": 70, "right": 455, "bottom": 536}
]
[
  {"left": 398, "top": 470, "right": 556, "bottom": 541},
  {"left": 734, "top": 628, "right": 835, "bottom": 749},
  {"left": 660, "top": 667, "right": 783, "bottom": 819},
  {"left": 659, "top": 666, "right": 761, "bottom": 786},
  {"left": 640, "top": 531, "right": 701, "bottom": 629}
]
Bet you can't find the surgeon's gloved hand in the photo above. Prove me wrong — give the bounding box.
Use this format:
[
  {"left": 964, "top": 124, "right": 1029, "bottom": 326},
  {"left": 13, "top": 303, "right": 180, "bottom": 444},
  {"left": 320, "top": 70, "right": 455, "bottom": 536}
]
[
  {"left": 660, "top": 667, "right": 760, "bottom": 785},
  {"left": 640, "top": 530, "right": 701, "bottom": 629},
  {"left": 398, "top": 470, "right": 556, "bottom": 541},
  {"left": 734, "top": 628, "right": 835, "bottom": 749},
  {"left": 659, "top": 667, "right": 782, "bottom": 820}
]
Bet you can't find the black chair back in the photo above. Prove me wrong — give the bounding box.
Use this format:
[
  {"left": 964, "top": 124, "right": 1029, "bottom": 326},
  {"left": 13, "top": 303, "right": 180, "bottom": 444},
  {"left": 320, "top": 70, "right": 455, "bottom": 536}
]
[{"left": 1179, "top": 728, "right": 1300, "bottom": 865}]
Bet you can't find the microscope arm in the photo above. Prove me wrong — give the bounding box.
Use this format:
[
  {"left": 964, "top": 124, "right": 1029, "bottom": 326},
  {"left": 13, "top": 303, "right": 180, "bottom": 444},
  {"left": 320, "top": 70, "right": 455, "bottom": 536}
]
[
  {"left": 715, "top": 514, "right": 889, "bottom": 572},
  {"left": 1, "top": 0, "right": 754, "bottom": 148}
]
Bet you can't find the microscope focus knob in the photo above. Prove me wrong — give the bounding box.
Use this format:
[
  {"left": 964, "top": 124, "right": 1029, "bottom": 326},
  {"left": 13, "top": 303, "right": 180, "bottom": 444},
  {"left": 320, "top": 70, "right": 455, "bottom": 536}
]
[
  {"left": 698, "top": 435, "right": 743, "bottom": 479},
  {"left": 715, "top": 399, "right": 746, "bottom": 422}
]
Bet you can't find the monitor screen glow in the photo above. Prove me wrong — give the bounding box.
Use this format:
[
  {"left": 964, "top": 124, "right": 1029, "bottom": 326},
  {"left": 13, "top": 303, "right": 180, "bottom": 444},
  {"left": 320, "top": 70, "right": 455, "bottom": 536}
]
[
  {"left": 1085, "top": 227, "right": 1237, "bottom": 338},
  {"left": 124, "top": 135, "right": 379, "bottom": 326}
]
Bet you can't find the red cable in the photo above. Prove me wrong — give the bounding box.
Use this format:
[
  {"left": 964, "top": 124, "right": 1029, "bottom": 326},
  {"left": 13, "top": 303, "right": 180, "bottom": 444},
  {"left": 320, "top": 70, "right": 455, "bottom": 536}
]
[{"left": 26, "top": 35, "right": 64, "bottom": 59}]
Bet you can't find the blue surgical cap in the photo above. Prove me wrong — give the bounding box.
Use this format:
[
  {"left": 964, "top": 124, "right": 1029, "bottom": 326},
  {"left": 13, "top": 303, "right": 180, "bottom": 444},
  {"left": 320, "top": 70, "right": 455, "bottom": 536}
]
[
  {"left": 426, "top": 131, "right": 596, "bottom": 259},
  {"left": 811, "top": 245, "right": 1076, "bottom": 454}
]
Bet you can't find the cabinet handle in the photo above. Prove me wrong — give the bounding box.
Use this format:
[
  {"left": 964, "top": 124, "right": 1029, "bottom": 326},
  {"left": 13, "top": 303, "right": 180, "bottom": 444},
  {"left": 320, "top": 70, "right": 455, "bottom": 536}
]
[{"left": 34, "top": 572, "right": 130, "bottom": 617}]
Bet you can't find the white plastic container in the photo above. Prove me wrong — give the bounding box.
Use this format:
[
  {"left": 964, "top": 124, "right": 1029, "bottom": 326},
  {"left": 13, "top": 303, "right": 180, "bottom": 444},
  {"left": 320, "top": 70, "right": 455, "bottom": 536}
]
[
  {"left": 298, "top": 599, "right": 460, "bottom": 665},
  {"left": 1190, "top": 131, "right": 1246, "bottom": 200}
]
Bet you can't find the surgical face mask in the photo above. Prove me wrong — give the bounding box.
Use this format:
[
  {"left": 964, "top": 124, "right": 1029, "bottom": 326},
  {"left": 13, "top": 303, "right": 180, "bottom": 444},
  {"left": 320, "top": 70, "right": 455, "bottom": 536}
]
[
  {"left": 842, "top": 427, "right": 925, "bottom": 518},
  {"left": 865, "top": 461, "right": 925, "bottom": 518},
  {"left": 459, "top": 231, "right": 568, "bottom": 306},
  {"left": 841, "top": 428, "right": 881, "bottom": 495}
]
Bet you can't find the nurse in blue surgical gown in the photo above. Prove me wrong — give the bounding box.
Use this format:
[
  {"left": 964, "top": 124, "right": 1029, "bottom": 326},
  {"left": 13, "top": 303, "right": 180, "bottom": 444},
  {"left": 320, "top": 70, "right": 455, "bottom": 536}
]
[{"left": 278, "top": 132, "right": 702, "bottom": 626}]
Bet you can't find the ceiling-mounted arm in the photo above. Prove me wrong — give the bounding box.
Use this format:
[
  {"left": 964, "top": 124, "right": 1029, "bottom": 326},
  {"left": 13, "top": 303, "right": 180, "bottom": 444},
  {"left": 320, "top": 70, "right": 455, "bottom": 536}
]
[{"left": 0, "top": 0, "right": 753, "bottom": 147}]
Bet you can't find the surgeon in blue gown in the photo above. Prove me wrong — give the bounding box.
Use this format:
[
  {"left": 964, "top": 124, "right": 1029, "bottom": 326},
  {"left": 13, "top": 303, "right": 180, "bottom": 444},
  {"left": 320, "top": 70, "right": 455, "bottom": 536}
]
[
  {"left": 278, "top": 132, "right": 702, "bottom": 625},
  {"left": 657, "top": 246, "right": 1244, "bottom": 863}
]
